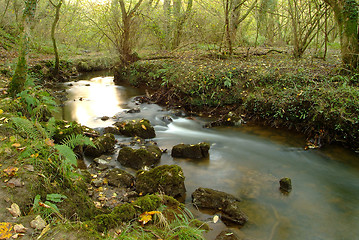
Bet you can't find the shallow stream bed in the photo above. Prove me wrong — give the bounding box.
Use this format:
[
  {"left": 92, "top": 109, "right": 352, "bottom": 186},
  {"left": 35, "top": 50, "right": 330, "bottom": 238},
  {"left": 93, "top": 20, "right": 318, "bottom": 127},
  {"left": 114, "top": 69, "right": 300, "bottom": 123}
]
[{"left": 57, "top": 72, "right": 359, "bottom": 240}]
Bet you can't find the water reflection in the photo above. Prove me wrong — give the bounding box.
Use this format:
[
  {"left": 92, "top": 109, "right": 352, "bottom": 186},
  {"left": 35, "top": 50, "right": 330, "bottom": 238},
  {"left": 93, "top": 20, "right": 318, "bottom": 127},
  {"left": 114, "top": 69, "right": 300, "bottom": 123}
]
[{"left": 62, "top": 76, "right": 144, "bottom": 128}]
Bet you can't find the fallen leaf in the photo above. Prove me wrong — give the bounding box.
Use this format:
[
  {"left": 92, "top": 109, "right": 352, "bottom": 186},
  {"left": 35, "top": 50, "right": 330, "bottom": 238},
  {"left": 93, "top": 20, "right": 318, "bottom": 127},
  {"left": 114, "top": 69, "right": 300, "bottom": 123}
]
[
  {"left": 24, "top": 165, "right": 34, "bottom": 172},
  {"left": 30, "top": 215, "right": 46, "bottom": 230},
  {"left": 141, "top": 124, "right": 147, "bottom": 130},
  {"left": 44, "top": 139, "right": 55, "bottom": 147},
  {"left": 6, "top": 178, "right": 23, "bottom": 188},
  {"left": 7, "top": 203, "right": 21, "bottom": 217},
  {"left": 11, "top": 233, "right": 24, "bottom": 239},
  {"left": 213, "top": 215, "right": 219, "bottom": 223},
  {"left": 38, "top": 202, "right": 51, "bottom": 209},
  {"left": 94, "top": 202, "right": 102, "bottom": 209},
  {"left": 3, "top": 167, "right": 18, "bottom": 177},
  {"left": 138, "top": 212, "right": 153, "bottom": 225},
  {"left": 13, "top": 224, "right": 26, "bottom": 233},
  {"left": 0, "top": 222, "right": 13, "bottom": 239},
  {"left": 11, "top": 143, "right": 21, "bottom": 148}
]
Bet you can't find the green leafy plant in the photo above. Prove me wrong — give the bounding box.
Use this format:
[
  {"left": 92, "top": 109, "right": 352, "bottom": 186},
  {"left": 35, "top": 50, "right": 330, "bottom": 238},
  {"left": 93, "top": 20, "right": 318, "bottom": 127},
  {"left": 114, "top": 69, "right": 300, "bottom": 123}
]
[{"left": 32, "top": 193, "right": 67, "bottom": 221}]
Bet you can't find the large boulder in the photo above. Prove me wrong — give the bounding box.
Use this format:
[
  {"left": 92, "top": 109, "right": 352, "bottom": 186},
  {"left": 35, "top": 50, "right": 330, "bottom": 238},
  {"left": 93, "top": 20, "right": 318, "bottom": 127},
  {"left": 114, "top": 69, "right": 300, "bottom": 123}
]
[
  {"left": 114, "top": 119, "right": 155, "bottom": 139},
  {"left": 117, "top": 145, "right": 162, "bottom": 170},
  {"left": 85, "top": 133, "right": 116, "bottom": 158},
  {"left": 192, "top": 188, "right": 248, "bottom": 225},
  {"left": 136, "top": 165, "right": 186, "bottom": 198},
  {"left": 171, "top": 142, "right": 210, "bottom": 159}
]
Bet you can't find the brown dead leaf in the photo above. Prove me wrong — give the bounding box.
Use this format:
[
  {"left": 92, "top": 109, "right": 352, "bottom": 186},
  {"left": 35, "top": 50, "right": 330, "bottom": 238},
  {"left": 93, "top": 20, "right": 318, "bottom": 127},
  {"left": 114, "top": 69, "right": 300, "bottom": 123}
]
[
  {"left": 6, "top": 178, "right": 23, "bottom": 188},
  {"left": 13, "top": 224, "right": 26, "bottom": 233},
  {"left": 7, "top": 203, "right": 21, "bottom": 217}
]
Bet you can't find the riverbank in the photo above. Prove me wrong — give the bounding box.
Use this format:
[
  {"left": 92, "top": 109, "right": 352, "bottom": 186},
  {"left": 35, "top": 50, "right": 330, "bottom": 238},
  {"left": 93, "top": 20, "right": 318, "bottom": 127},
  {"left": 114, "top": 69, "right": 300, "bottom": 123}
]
[{"left": 114, "top": 48, "right": 359, "bottom": 152}]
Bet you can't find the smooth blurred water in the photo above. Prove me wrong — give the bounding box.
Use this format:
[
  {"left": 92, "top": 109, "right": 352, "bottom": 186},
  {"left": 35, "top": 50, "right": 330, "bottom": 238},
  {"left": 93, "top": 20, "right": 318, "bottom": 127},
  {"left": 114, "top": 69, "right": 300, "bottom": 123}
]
[{"left": 60, "top": 74, "right": 359, "bottom": 240}]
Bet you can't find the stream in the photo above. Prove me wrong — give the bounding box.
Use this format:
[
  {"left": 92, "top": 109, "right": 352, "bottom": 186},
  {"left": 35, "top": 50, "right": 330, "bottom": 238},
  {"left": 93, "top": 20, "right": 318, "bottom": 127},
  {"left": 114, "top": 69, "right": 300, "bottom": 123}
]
[{"left": 57, "top": 72, "right": 359, "bottom": 240}]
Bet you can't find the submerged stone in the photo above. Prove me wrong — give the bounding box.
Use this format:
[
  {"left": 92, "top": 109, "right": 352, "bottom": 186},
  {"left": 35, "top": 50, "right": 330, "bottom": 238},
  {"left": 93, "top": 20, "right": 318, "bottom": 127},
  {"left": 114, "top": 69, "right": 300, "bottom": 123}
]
[
  {"left": 114, "top": 118, "right": 156, "bottom": 139},
  {"left": 192, "top": 188, "right": 248, "bottom": 225},
  {"left": 117, "top": 145, "right": 162, "bottom": 170},
  {"left": 279, "top": 177, "right": 292, "bottom": 192},
  {"left": 171, "top": 142, "right": 210, "bottom": 159},
  {"left": 136, "top": 165, "right": 186, "bottom": 198}
]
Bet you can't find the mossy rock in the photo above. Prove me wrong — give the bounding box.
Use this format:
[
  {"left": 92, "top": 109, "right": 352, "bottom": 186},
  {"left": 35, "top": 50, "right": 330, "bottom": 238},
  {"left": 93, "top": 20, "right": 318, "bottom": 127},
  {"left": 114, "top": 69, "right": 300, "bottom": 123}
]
[
  {"left": 93, "top": 194, "right": 179, "bottom": 232},
  {"left": 171, "top": 142, "right": 210, "bottom": 159},
  {"left": 117, "top": 145, "right": 162, "bottom": 170},
  {"left": 136, "top": 165, "right": 186, "bottom": 198},
  {"left": 84, "top": 133, "right": 116, "bottom": 158},
  {"left": 52, "top": 120, "right": 84, "bottom": 143},
  {"left": 106, "top": 168, "right": 135, "bottom": 188},
  {"left": 192, "top": 188, "right": 248, "bottom": 225},
  {"left": 114, "top": 119, "right": 156, "bottom": 139}
]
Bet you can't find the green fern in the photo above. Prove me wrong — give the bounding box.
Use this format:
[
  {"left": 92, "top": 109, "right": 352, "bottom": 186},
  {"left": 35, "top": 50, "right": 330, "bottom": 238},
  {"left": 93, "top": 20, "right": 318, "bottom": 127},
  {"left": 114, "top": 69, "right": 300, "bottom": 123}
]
[
  {"left": 55, "top": 145, "right": 77, "bottom": 167},
  {"left": 46, "top": 117, "right": 57, "bottom": 138},
  {"left": 11, "top": 117, "right": 43, "bottom": 140},
  {"left": 61, "top": 134, "right": 96, "bottom": 149}
]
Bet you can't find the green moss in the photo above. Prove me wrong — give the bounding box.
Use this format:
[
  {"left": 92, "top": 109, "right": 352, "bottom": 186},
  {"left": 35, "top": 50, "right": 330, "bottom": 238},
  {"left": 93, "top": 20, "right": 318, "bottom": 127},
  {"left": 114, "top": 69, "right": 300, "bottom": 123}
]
[
  {"left": 112, "top": 203, "right": 137, "bottom": 222},
  {"left": 94, "top": 214, "right": 117, "bottom": 232},
  {"left": 134, "top": 195, "right": 162, "bottom": 212},
  {"left": 53, "top": 120, "right": 84, "bottom": 143},
  {"left": 115, "top": 119, "right": 156, "bottom": 139},
  {"left": 136, "top": 165, "right": 186, "bottom": 197}
]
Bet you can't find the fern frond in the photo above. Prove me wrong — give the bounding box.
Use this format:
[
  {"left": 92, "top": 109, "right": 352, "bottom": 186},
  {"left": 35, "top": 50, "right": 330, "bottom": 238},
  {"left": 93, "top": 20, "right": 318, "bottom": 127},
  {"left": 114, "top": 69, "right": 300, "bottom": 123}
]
[
  {"left": 34, "top": 121, "right": 49, "bottom": 139},
  {"left": 61, "top": 134, "right": 96, "bottom": 149},
  {"left": 55, "top": 145, "right": 77, "bottom": 167},
  {"left": 46, "top": 117, "right": 57, "bottom": 138},
  {"left": 11, "top": 117, "right": 43, "bottom": 140}
]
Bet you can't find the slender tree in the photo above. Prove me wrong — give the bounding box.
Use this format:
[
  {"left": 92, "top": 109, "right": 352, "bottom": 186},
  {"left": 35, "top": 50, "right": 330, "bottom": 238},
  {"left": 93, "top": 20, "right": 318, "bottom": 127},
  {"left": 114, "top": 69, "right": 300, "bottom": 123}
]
[
  {"left": 49, "top": 0, "right": 63, "bottom": 76},
  {"left": 9, "top": 0, "right": 38, "bottom": 97}
]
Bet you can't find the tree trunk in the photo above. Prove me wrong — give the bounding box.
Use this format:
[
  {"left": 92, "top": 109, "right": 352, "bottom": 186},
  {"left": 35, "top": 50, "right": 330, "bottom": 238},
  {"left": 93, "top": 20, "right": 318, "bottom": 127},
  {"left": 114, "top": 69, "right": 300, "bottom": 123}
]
[
  {"left": 118, "top": 0, "right": 143, "bottom": 65},
  {"left": 9, "top": 0, "right": 37, "bottom": 97},
  {"left": 50, "top": 0, "right": 63, "bottom": 76},
  {"left": 171, "top": 0, "right": 193, "bottom": 50},
  {"left": 163, "top": 0, "right": 171, "bottom": 49},
  {"left": 324, "top": 0, "right": 359, "bottom": 69}
]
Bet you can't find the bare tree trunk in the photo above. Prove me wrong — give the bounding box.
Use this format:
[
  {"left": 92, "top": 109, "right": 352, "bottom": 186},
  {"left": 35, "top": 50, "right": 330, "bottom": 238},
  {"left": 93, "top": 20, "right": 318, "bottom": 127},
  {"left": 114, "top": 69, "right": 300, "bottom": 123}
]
[
  {"left": 9, "top": 0, "right": 37, "bottom": 97},
  {"left": 49, "top": 0, "right": 63, "bottom": 76},
  {"left": 224, "top": 0, "right": 233, "bottom": 54}
]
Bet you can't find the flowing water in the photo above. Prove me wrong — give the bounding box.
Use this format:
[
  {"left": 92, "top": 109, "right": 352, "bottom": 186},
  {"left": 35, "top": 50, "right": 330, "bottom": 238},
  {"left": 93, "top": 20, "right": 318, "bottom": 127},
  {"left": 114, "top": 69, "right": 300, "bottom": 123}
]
[{"left": 58, "top": 73, "right": 359, "bottom": 240}]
